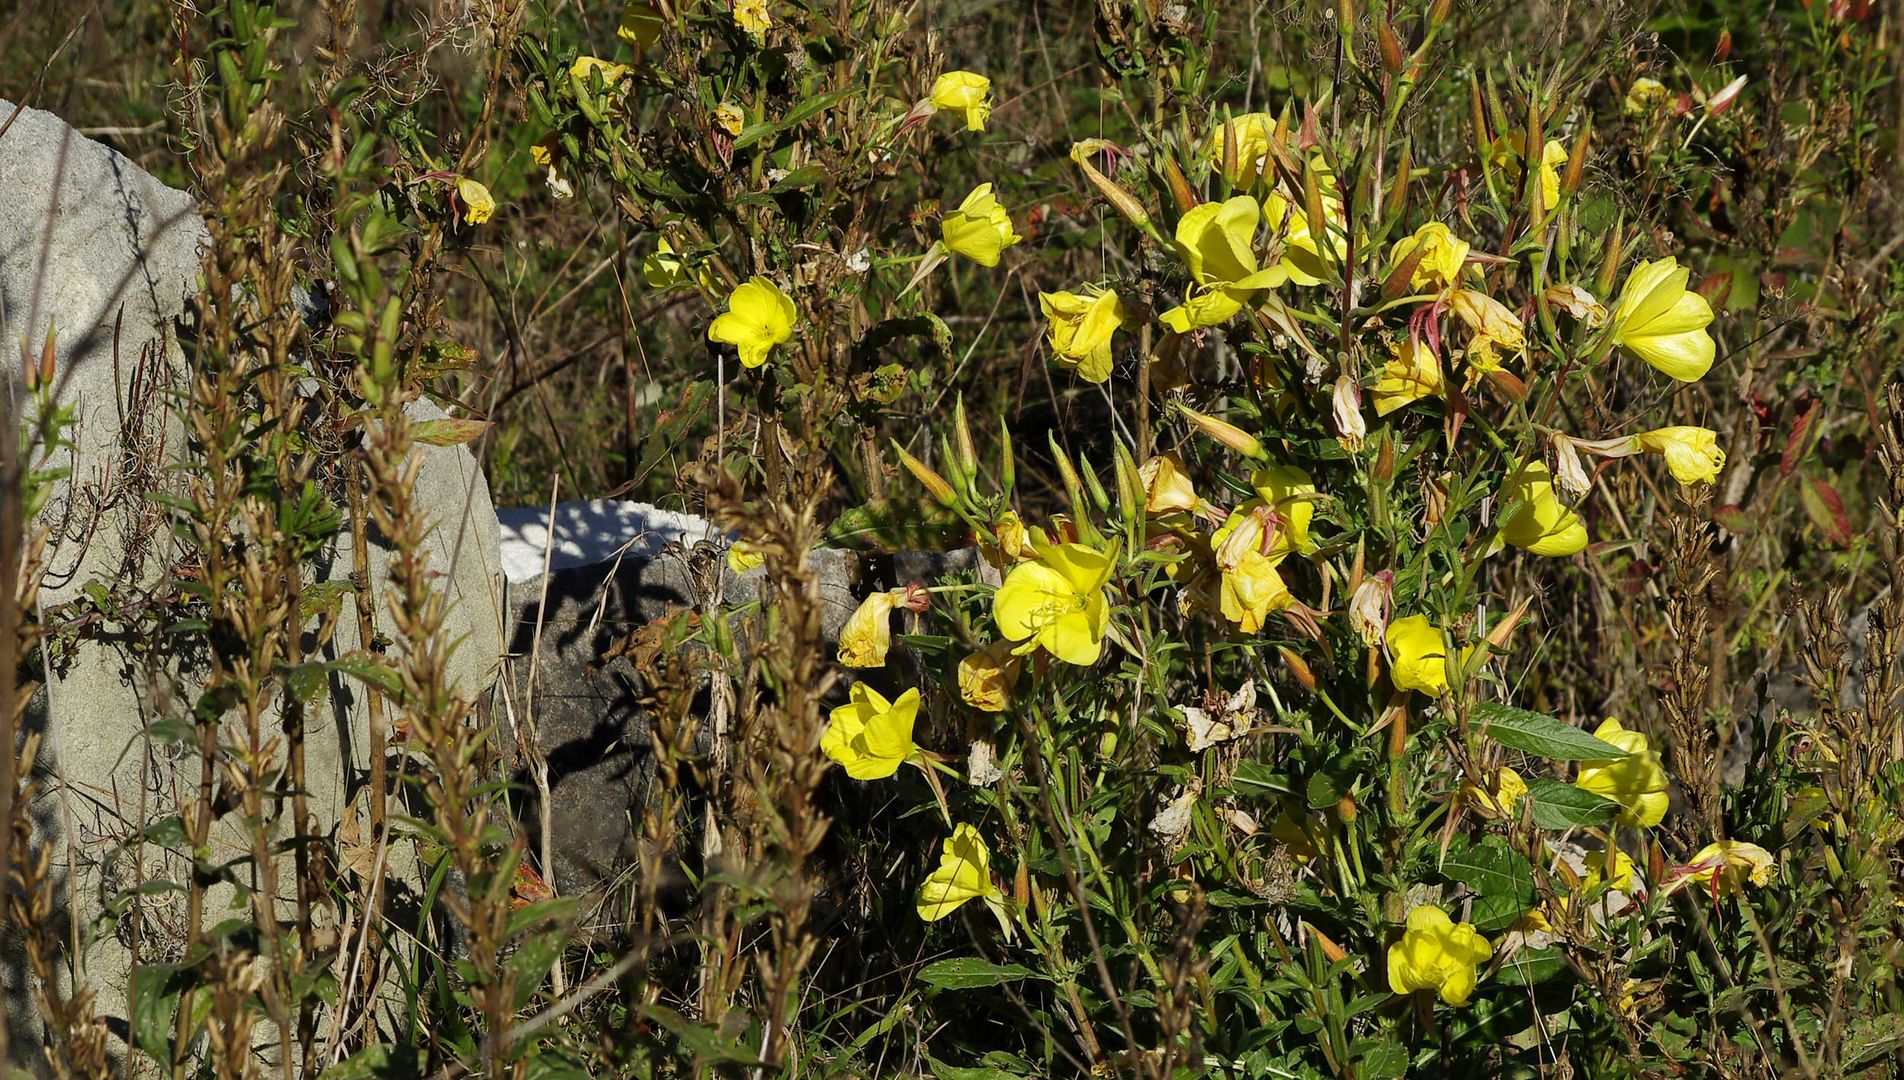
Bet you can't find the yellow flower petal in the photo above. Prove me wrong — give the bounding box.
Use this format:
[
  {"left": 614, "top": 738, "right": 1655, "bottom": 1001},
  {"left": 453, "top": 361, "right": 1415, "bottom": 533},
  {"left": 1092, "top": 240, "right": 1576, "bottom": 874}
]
[{"left": 917, "top": 823, "right": 996, "bottom": 921}]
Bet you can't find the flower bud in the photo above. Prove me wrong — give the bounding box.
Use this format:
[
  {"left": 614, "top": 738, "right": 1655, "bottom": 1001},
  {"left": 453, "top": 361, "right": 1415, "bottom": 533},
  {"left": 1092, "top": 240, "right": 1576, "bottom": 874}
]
[
  {"left": 1179, "top": 404, "right": 1267, "bottom": 460},
  {"left": 1072, "top": 144, "right": 1152, "bottom": 231},
  {"left": 893, "top": 442, "right": 959, "bottom": 506}
]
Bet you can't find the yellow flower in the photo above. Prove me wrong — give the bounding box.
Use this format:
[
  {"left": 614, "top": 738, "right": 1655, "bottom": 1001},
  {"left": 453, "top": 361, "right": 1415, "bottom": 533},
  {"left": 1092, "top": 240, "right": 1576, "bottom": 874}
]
[
  {"left": 1575, "top": 717, "right": 1669, "bottom": 828},
  {"left": 1386, "top": 614, "right": 1450, "bottom": 696},
  {"left": 822, "top": 683, "right": 921, "bottom": 780},
  {"left": 941, "top": 183, "right": 1020, "bottom": 267},
  {"left": 1584, "top": 847, "right": 1636, "bottom": 892},
  {"left": 1249, "top": 464, "right": 1316, "bottom": 560},
  {"left": 931, "top": 71, "right": 992, "bottom": 132},
  {"left": 838, "top": 590, "right": 906, "bottom": 668},
  {"left": 570, "top": 56, "right": 631, "bottom": 87},
  {"left": 1206, "top": 112, "right": 1280, "bottom": 188},
  {"left": 1633, "top": 426, "right": 1725, "bottom": 485},
  {"left": 726, "top": 539, "right": 765, "bottom": 574},
  {"left": 1538, "top": 138, "right": 1567, "bottom": 211},
  {"left": 988, "top": 510, "right": 1033, "bottom": 565},
  {"left": 995, "top": 540, "right": 1115, "bottom": 665},
  {"left": 732, "top": 0, "right": 771, "bottom": 34},
  {"left": 1039, "top": 287, "right": 1128, "bottom": 383},
  {"left": 708, "top": 276, "right": 796, "bottom": 369},
  {"left": 530, "top": 137, "right": 574, "bottom": 199},
  {"left": 1464, "top": 765, "right": 1527, "bottom": 818},
  {"left": 619, "top": 0, "right": 663, "bottom": 47},
  {"left": 1217, "top": 547, "right": 1293, "bottom": 634},
  {"left": 1387, "top": 905, "right": 1492, "bottom": 1007},
  {"left": 918, "top": 823, "right": 999, "bottom": 921},
  {"left": 715, "top": 103, "right": 746, "bottom": 137},
  {"left": 1389, "top": 222, "right": 1469, "bottom": 292},
  {"left": 1611, "top": 256, "right": 1716, "bottom": 382},
  {"left": 1625, "top": 77, "right": 1668, "bottom": 116},
  {"left": 1450, "top": 290, "right": 1525, "bottom": 377},
  {"left": 957, "top": 640, "right": 1022, "bottom": 713},
  {"left": 1261, "top": 188, "right": 1338, "bottom": 288},
  {"left": 643, "top": 237, "right": 686, "bottom": 289},
  {"left": 1158, "top": 195, "right": 1285, "bottom": 331},
  {"left": 1668, "top": 840, "right": 1775, "bottom": 896},
  {"left": 1372, "top": 337, "right": 1444, "bottom": 415},
  {"left": 1499, "top": 460, "right": 1588, "bottom": 557},
  {"left": 1139, "top": 454, "right": 1205, "bottom": 515},
  {"left": 456, "top": 178, "right": 496, "bottom": 225}
]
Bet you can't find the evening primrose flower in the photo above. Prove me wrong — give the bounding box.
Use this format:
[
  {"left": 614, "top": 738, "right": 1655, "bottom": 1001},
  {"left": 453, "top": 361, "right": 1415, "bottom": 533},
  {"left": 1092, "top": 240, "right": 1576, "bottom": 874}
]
[
  {"left": 1450, "top": 290, "right": 1525, "bottom": 377},
  {"left": 725, "top": 539, "right": 765, "bottom": 574},
  {"left": 619, "top": 0, "right": 663, "bottom": 47},
  {"left": 708, "top": 277, "right": 797, "bottom": 368},
  {"left": 941, "top": 184, "right": 1020, "bottom": 267},
  {"left": 1139, "top": 454, "right": 1207, "bottom": 515},
  {"left": 732, "top": 0, "right": 771, "bottom": 34},
  {"left": 1666, "top": 840, "right": 1775, "bottom": 896},
  {"left": 714, "top": 103, "right": 745, "bottom": 137},
  {"left": 1261, "top": 187, "right": 1338, "bottom": 287},
  {"left": 1499, "top": 460, "right": 1588, "bottom": 557},
  {"left": 1207, "top": 111, "right": 1280, "bottom": 188},
  {"left": 1389, "top": 222, "right": 1469, "bottom": 292},
  {"left": 1039, "top": 287, "right": 1128, "bottom": 383},
  {"left": 1585, "top": 847, "right": 1636, "bottom": 892},
  {"left": 957, "top": 640, "right": 1022, "bottom": 713},
  {"left": 1372, "top": 337, "right": 1444, "bottom": 415},
  {"left": 1633, "top": 426, "right": 1725, "bottom": 485},
  {"left": 1213, "top": 510, "right": 1294, "bottom": 633},
  {"left": 570, "top": 56, "right": 631, "bottom": 87},
  {"left": 838, "top": 590, "right": 906, "bottom": 668},
  {"left": 1611, "top": 257, "right": 1717, "bottom": 382},
  {"left": 1538, "top": 139, "right": 1567, "bottom": 211},
  {"left": 1158, "top": 195, "right": 1282, "bottom": 331},
  {"left": 918, "top": 823, "right": 999, "bottom": 921},
  {"left": 1387, "top": 614, "right": 1450, "bottom": 696},
  {"left": 456, "top": 178, "right": 496, "bottom": 225},
  {"left": 1464, "top": 765, "right": 1527, "bottom": 818},
  {"left": 1576, "top": 717, "right": 1669, "bottom": 828},
  {"left": 1249, "top": 464, "right": 1316, "bottom": 560},
  {"left": 822, "top": 683, "right": 920, "bottom": 780},
  {"left": 1388, "top": 905, "right": 1493, "bottom": 1007},
  {"left": 930, "top": 71, "right": 992, "bottom": 132},
  {"left": 643, "top": 237, "right": 687, "bottom": 289},
  {"left": 1625, "top": 77, "right": 1668, "bottom": 116},
  {"left": 994, "top": 540, "right": 1116, "bottom": 665}
]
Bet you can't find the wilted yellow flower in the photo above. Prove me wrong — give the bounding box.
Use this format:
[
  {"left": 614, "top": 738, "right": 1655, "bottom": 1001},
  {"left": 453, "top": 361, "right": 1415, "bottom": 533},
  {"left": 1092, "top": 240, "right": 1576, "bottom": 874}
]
[
  {"left": 1372, "top": 337, "right": 1444, "bottom": 416},
  {"left": 994, "top": 540, "right": 1116, "bottom": 666},
  {"left": 1389, "top": 222, "right": 1469, "bottom": 292},
  {"left": 942, "top": 184, "right": 1021, "bottom": 267},
  {"left": 957, "top": 640, "right": 1022, "bottom": 713},
  {"left": 726, "top": 539, "right": 765, "bottom": 574},
  {"left": 456, "top": 178, "right": 495, "bottom": 225},
  {"left": 1250, "top": 464, "right": 1315, "bottom": 560},
  {"left": 619, "top": 0, "right": 663, "bottom": 47},
  {"left": 1499, "top": 460, "right": 1588, "bottom": 557},
  {"left": 1347, "top": 572, "right": 1393, "bottom": 646},
  {"left": 714, "top": 103, "right": 745, "bottom": 136},
  {"left": 1213, "top": 510, "right": 1294, "bottom": 633},
  {"left": 918, "top": 823, "right": 999, "bottom": 921},
  {"left": 1625, "top": 77, "right": 1668, "bottom": 116},
  {"left": 732, "top": 0, "right": 771, "bottom": 34},
  {"left": 1139, "top": 454, "right": 1205, "bottom": 515},
  {"left": 1668, "top": 840, "right": 1775, "bottom": 896},
  {"left": 931, "top": 71, "right": 992, "bottom": 132},
  {"left": 1633, "top": 426, "right": 1725, "bottom": 485},
  {"left": 1207, "top": 112, "right": 1280, "bottom": 188},
  {"left": 822, "top": 683, "right": 921, "bottom": 780},
  {"left": 1388, "top": 905, "right": 1492, "bottom": 1007},
  {"left": 1158, "top": 195, "right": 1281, "bottom": 331},
  {"left": 1584, "top": 847, "right": 1636, "bottom": 892},
  {"left": 1538, "top": 138, "right": 1567, "bottom": 211},
  {"left": 1464, "top": 765, "right": 1527, "bottom": 817},
  {"left": 1039, "top": 287, "right": 1128, "bottom": 383},
  {"left": 1545, "top": 283, "right": 1608, "bottom": 327},
  {"left": 1576, "top": 717, "right": 1669, "bottom": 828},
  {"left": 838, "top": 590, "right": 906, "bottom": 668},
  {"left": 529, "top": 137, "right": 574, "bottom": 199},
  {"left": 989, "top": 510, "right": 1033, "bottom": 564},
  {"left": 570, "top": 56, "right": 631, "bottom": 86},
  {"left": 1332, "top": 374, "right": 1367, "bottom": 453},
  {"left": 1387, "top": 614, "right": 1450, "bottom": 696},
  {"left": 707, "top": 277, "right": 796, "bottom": 369},
  {"left": 1450, "top": 290, "right": 1525, "bottom": 376},
  {"left": 1611, "top": 256, "right": 1716, "bottom": 382}
]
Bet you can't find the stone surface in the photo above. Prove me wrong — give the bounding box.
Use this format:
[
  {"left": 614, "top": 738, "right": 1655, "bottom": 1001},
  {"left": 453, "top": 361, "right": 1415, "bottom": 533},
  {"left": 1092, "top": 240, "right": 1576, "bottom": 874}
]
[{"left": 0, "top": 99, "right": 503, "bottom": 1068}]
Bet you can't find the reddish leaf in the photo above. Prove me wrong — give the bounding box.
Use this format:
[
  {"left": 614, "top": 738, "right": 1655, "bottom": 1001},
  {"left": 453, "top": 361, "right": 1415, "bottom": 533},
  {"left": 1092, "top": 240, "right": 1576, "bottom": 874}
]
[
  {"left": 1711, "top": 504, "right": 1753, "bottom": 536},
  {"left": 1801, "top": 477, "right": 1853, "bottom": 547},
  {"left": 1781, "top": 398, "right": 1819, "bottom": 477}
]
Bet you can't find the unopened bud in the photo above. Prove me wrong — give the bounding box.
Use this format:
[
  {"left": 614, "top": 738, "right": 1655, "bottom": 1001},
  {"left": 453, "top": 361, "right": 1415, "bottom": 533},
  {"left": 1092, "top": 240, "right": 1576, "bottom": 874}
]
[
  {"left": 1564, "top": 119, "right": 1590, "bottom": 195},
  {"left": 1378, "top": 21, "right": 1404, "bottom": 74},
  {"left": 1162, "top": 155, "right": 1199, "bottom": 214},
  {"left": 1305, "top": 921, "right": 1349, "bottom": 963},
  {"left": 1707, "top": 74, "right": 1747, "bottom": 116},
  {"left": 893, "top": 441, "right": 959, "bottom": 506},
  {"left": 1072, "top": 145, "right": 1152, "bottom": 231},
  {"left": 1278, "top": 646, "right": 1317, "bottom": 690},
  {"left": 1179, "top": 404, "right": 1266, "bottom": 460}
]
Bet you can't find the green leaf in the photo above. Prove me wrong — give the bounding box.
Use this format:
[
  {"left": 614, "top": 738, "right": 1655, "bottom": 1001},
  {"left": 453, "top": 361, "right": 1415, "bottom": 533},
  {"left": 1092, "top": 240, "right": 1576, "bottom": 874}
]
[
  {"left": 1524, "top": 778, "right": 1618, "bottom": 829},
  {"left": 412, "top": 417, "right": 490, "bottom": 447},
  {"left": 1494, "top": 945, "right": 1569, "bottom": 987},
  {"left": 317, "top": 1044, "right": 392, "bottom": 1080},
  {"left": 927, "top": 1057, "right": 1023, "bottom": 1080},
  {"left": 1471, "top": 703, "right": 1627, "bottom": 760},
  {"left": 917, "top": 957, "right": 1039, "bottom": 990},
  {"left": 128, "top": 963, "right": 184, "bottom": 1064},
  {"left": 733, "top": 88, "right": 853, "bottom": 149},
  {"left": 1441, "top": 836, "right": 1535, "bottom": 935}
]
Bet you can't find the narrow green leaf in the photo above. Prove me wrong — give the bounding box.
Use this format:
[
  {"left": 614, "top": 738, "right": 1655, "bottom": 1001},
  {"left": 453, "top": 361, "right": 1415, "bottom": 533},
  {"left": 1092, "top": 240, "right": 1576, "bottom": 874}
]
[{"left": 1472, "top": 702, "right": 1627, "bottom": 760}]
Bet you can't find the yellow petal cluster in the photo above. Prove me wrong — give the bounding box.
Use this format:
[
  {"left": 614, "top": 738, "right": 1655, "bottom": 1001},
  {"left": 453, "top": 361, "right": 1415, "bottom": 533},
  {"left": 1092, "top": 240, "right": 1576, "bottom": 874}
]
[
  {"left": 931, "top": 71, "right": 992, "bottom": 132},
  {"left": 1575, "top": 717, "right": 1669, "bottom": 828},
  {"left": 732, "top": 0, "right": 771, "bottom": 34},
  {"left": 1159, "top": 196, "right": 1282, "bottom": 331},
  {"left": 1450, "top": 290, "right": 1525, "bottom": 377},
  {"left": 1039, "top": 287, "right": 1128, "bottom": 383},
  {"left": 994, "top": 541, "right": 1115, "bottom": 666},
  {"left": 821, "top": 683, "right": 920, "bottom": 780},
  {"left": 838, "top": 590, "right": 906, "bottom": 668},
  {"left": 1625, "top": 77, "right": 1668, "bottom": 116},
  {"left": 1389, "top": 222, "right": 1469, "bottom": 292},
  {"left": 619, "top": 0, "right": 663, "bottom": 47},
  {"left": 1499, "top": 460, "right": 1588, "bottom": 557},
  {"left": 1387, "top": 905, "right": 1492, "bottom": 1007},
  {"left": 1539, "top": 138, "right": 1567, "bottom": 211},
  {"left": 570, "top": 56, "right": 631, "bottom": 87},
  {"left": 1669, "top": 839, "right": 1775, "bottom": 896},
  {"left": 725, "top": 539, "right": 765, "bottom": 574},
  {"left": 1584, "top": 847, "right": 1636, "bottom": 892},
  {"left": 715, "top": 103, "right": 745, "bottom": 137},
  {"left": 1464, "top": 765, "right": 1527, "bottom": 818},
  {"left": 456, "top": 178, "right": 496, "bottom": 225},
  {"left": 918, "top": 823, "right": 998, "bottom": 921},
  {"left": 942, "top": 184, "right": 1021, "bottom": 267},
  {"left": 1206, "top": 112, "right": 1280, "bottom": 188},
  {"left": 1249, "top": 464, "right": 1315, "bottom": 560},
  {"left": 1372, "top": 337, "right": 1443, "bottom": 415},
  {"left": 708, "top": 277, "right": 797, "bottom": 369},
  {"left": 1386, "top": 614, "right": 1450, "bottom": 696},
  {"left": 1211, "top": 508, "right": 1295, "bottom": 633},
  {"left": 1633, "top": 426, "right": 1725, "bottom": 485},
  {"left": 1612, "top": 257, "right": 1716, "bottom": 382},
  {"left": 957, "top": 641, "right": 1022, "bottom": 713}
]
